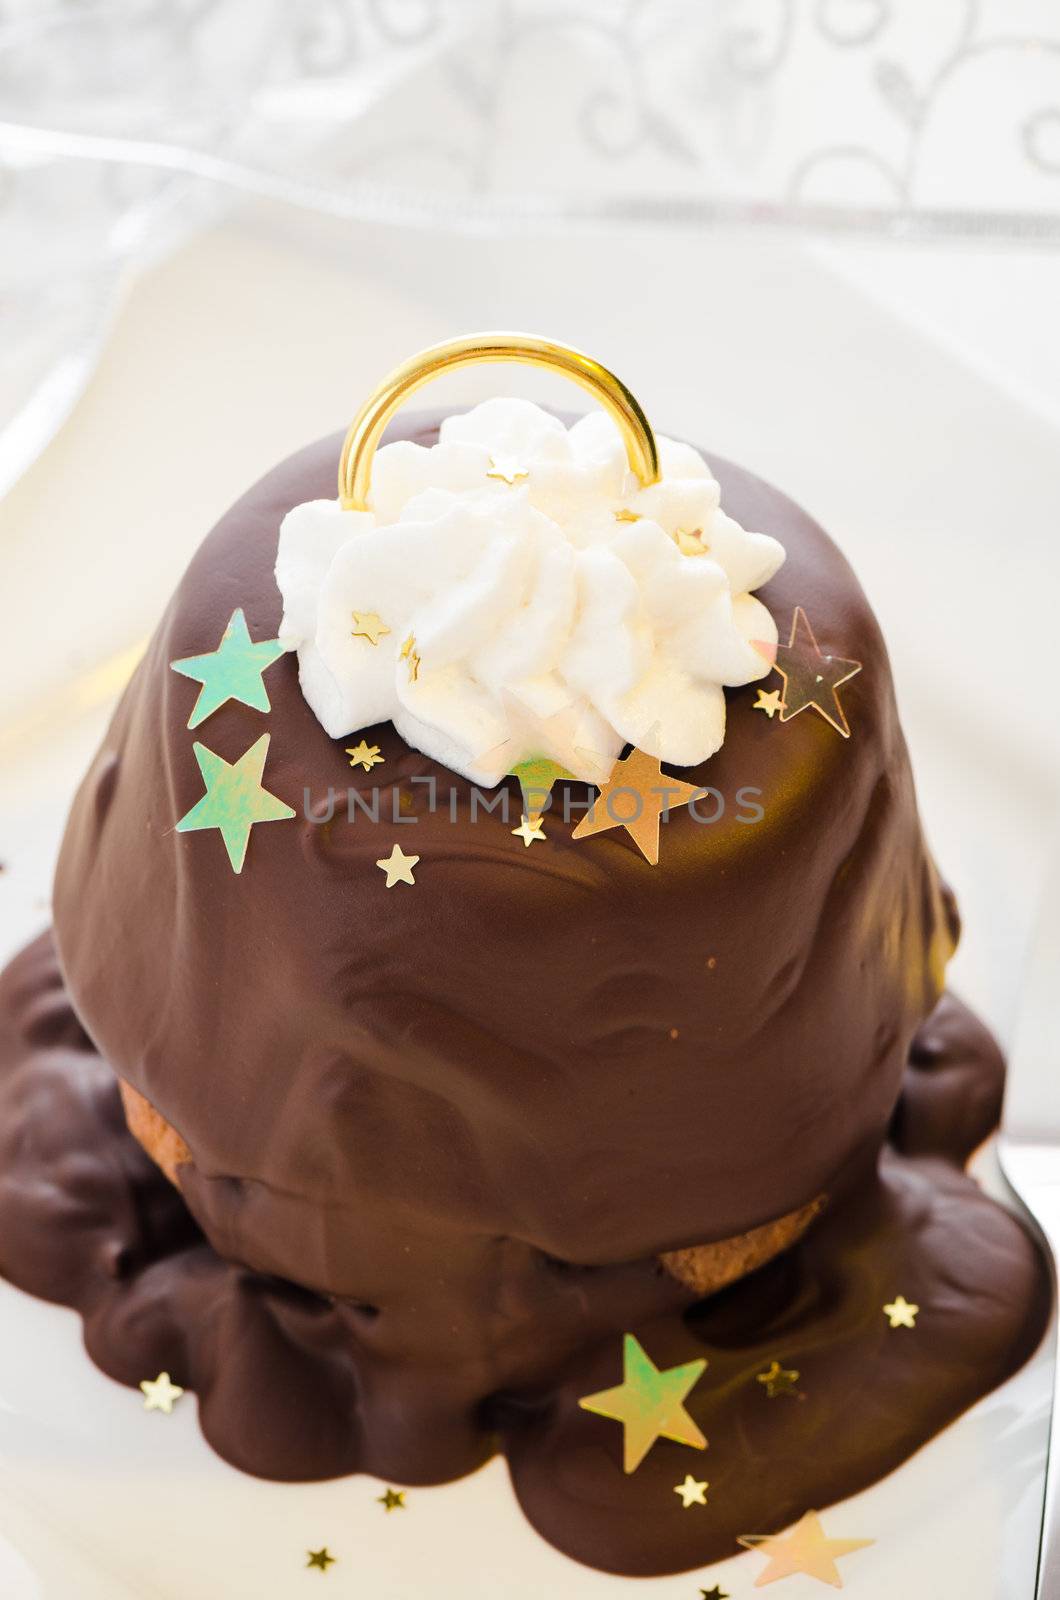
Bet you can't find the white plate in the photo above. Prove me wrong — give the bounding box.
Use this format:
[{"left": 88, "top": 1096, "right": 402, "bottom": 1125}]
[{"left": 0, "top": 222, "right": 1057, "bottom": 1596}]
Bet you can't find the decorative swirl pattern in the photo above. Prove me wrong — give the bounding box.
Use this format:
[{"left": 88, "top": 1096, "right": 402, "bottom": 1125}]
[
  {"left": 721, "top": 0, "right": 795, "bottom": 79},
  {"left": 1, "top": 2, "right": 1056, "bottom": 243},
  {"left": 815, "top": 0, "right": 890, "bottom": 49},
  {"left": 297, "top": 0, "right": 360, "bottom": 75},
  {"left": 1024, "top": 107, "right": 1060, "bottom": 174},
  {"left": 2, "top": 0, "right": 1060, "bottom": 493},
  {"left": 367, "top": 0, "right": 443, "bottom": 45}
]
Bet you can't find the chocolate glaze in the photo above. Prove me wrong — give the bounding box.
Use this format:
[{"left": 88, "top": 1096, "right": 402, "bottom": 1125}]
[{"left": 0, "top": 416, "right": 1048, "bottom": 1575}]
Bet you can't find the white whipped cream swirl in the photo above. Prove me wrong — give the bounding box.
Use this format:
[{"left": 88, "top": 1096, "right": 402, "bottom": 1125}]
[{"left": 275, "top": 399, "right": 785, "bottom": 785}]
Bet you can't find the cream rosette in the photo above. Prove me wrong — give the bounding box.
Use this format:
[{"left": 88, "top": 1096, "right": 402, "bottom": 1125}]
[{"left": 275, "top": 399, "right": 785, "bottom": 785}]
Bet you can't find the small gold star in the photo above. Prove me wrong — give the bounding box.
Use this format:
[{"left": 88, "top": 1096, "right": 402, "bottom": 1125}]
[
  {"left": 614, "top": 507, "right": 642, "bottom": 522},
  {"left": 756, "top": 1360, "right": 800, "bottom": 1399},
  {"left": 511, "top": 813, "right": 547, "bottom": 848},
  {"left": 376, "top": 845, "right": 419, "bottom": 888},
  {"left": 351, "top": 611, "right": 390, "bottom": 646},
  {"left": 571, "top": 746, "right": 700, "bottom": 866},
  {"left": 676, "top": 527, "right": 710, "bottom": 556},
  {"left": 739, "top": 1509, "right": 873, "bottom": 1586},
  {"left": 378, "top": 1488, "right": 406, "bottom": 1512},
  {"left": 578, "top": 1332, "right": 707, "bottom": 1473},
  {"left": 674, "top": 1474, "right": 709, "bottom": 1508},
  {"left": 345, "top": 740, "right": 384, "bottom": 772},
  {"left": 486, "top": 455, "right": 529, "bottom": 485},
  {"left": 140, "top": 1372, "right": 184, "bottom": 1414},
  {"left": 306, "top": 1547, "right": 336, "bottom": 1571},
  {"left": 754, "top": 687, "right": 783, "bottom": 719},
  {"left": 400, "top": 633, "right": 420, "bottom": 683},
  {"left": 883, "top": 1295, "right": 919, "bottom": 1329}
]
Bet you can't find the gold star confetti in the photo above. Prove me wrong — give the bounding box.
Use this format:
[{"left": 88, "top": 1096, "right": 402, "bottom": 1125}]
[
  {"left": 674, "top": 1474, "right": 709, "bottom": 1508},
  {"left": 175, "top": 733, "right": 295, "bottom": 874},
  {"left": 170, "top": 607, "right": 286, "bottom": 729},
  {"left": 756, "top": 1360, "right": 800, "bottom": 1399},
  {"left": 400, "top": 632, "right": 421, "bottom": 683},
  {"left": 375, "top": 845, "right": 419, "bottom": 888},
  {"left": 306, "top": 1547, "right": 336, "bottom": 1572},
  {"left": 753, "top": 687, "right": 783, "bottom": 719},
  {"left": 738, "top": 1509, "right": 873, "bottom": 1587},
  {"left": 614, "top": 507, "right": 642, "bottom": 523},
  {"left": 700, "top": 1588, "right": 729, "bottom": 1600},
  {"left": 346, "top": 740, "right": 384, "bottom": 772},
  {"left": 883, "top": 1295, "right": 919, "bottom": 1329},
  {"left": 676, "top": 527, "right": 710, "bottom": 556},
  {"left": 773, "top": 606, "right": 862, "bottom": 738},
  {"left": 140, "top": 1372, "right": 184, "bottom": 1414},
  {"left": 511, "top": 813, "right": 547, "bottom": 848},
  {"left": 571, "top": 746, "right": 700, "bottom": 866},
  {"left": 486, "top": 454, "right": 529, "bottom": 485},
  {"left": 351, "top": 611, "right": 390, "bottom": 646},
  {"left": 578, "top": 1332, "right": 707, "bottom": 1474},
  {"left": 378, "top": 1488, "right": 406, "bottom": 1512}
]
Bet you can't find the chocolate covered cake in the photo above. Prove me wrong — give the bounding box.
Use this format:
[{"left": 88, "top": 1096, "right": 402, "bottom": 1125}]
[{"left": 0, "top": 334, "right": 1047, "bottom": 1578}]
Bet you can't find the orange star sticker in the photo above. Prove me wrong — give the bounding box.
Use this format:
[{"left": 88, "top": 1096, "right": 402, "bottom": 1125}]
[
  {"left": 571, "top": 746, "right": 700, "bottom": 866},
  {"left": 738, "top": 1509, "right": 874, "bottom": 1587}
]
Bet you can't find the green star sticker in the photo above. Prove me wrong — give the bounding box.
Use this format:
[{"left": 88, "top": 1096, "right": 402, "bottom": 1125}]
[
  {"left": 510, "top": 755, "right": 574, "bottom": 820},
  {"left": 170, "top": 607, "right": 287, "bottom": 729},
  {"left": 176, "top": 734, "right": 294, "bottom": 873},
  {"left": 578, "top": 1333, "right": 707, "bottom": 1473}
]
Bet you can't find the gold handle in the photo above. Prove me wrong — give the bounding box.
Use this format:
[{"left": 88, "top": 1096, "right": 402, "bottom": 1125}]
[{"left": 338, "top": 331, "right": 660, "bottom": 511}]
